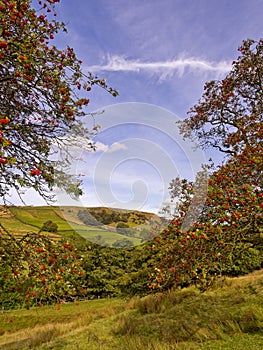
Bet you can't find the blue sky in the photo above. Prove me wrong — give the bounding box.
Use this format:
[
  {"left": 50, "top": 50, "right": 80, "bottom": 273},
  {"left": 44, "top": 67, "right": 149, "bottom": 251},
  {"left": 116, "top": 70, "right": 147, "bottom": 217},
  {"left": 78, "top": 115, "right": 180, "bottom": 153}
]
[
  {"left": 54, "top": 0, "right": 262, "bottom": 114},
  {"left": 6, "top": 0, "right": 263, "bottom": 213}
]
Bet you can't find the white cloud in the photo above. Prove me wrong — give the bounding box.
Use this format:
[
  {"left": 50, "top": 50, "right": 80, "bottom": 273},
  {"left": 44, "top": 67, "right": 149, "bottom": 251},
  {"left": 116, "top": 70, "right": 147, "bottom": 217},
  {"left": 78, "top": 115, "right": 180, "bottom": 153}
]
[
  {"left": 87, "top": 54, "right": 232, "bottom": 79},
  {"left": 95, "top": 141, "right": 127, "bottom": 153},
  {"left": 53, "top": 139, "right": 127, "bottom": 154},
  {"left": 94, "top": 141, "right": 109, "bottom": 152},
  {"left": 108, "top": 142, "right": 128, "bottom": 153}
]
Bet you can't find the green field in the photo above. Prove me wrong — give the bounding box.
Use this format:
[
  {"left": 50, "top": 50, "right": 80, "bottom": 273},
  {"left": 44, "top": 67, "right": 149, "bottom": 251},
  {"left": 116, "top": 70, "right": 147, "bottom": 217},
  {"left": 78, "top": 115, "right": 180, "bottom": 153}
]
[
  {"left": 74, "top": 229, "right": 142, "bottom": 246},
  {"left": 0, "top": 206, "right": 144, "bottom": 246},
  {"left": 0, "top": 269, "right": 262, "bottom": 349},
  {"left": 0, "top": 216, "right": 38, "bottom": 234},
  {"left": 9, "top": 206, "right": 82, "bottom": 231}
]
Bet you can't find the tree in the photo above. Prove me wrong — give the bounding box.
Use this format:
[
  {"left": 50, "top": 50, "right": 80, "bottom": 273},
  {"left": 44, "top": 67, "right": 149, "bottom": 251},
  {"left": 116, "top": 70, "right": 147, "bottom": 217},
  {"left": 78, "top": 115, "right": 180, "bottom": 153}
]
[
  {"left": 116, "top": 221, "right": 129, "bottom": 229},
  {"left": 178, "top": 38, "right": 262, "bottom": 251},
  {"left": 179, "top": 39, "right": 262, "bottom": 157},
  {"left": 149, "top": 39, "right": 263, "bottom": 291},
  {"left": 41, "top": 220, "right": 58, "bottom": 233},
  {"left": 77, "top": 209, "right": 100, "bottom": 226},
  {"left": 150, "top": 165, "right": 262, "bottom": 291},
  {"left": 0, "top": 0, "right": 117, "bottom": 203},
  {"left": 0, "top": 224, "right": 87, "bottom": 309}
]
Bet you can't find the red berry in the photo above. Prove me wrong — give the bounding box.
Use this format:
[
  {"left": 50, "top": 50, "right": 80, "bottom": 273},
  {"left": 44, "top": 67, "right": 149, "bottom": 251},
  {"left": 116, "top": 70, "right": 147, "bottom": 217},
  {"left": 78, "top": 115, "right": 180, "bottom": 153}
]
[
  {"left": 0, "top": 41, "right": 8, "bottom": 49},
  {"left": 0, "top": 158, "right": 8, "bottom": 165},
  {"left": 30, "top": 169, "right": 41, "bottom": 176},
  {"left": 0, "top": 117, "right": 9, "bottom": 125}
]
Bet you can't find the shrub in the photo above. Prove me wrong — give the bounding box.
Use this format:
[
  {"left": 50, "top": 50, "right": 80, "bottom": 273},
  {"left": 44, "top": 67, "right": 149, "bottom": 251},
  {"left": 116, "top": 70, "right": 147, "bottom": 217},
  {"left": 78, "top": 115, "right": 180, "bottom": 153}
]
[{"left": 41, "top": 220, "right": 58, "bottom": 233}]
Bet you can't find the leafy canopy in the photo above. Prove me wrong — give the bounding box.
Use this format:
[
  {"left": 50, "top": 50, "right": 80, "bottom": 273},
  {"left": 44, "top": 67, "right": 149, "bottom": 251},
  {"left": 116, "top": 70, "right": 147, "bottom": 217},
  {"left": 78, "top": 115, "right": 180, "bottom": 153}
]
[
  {"left": 179, "top": 39, "right": 263, "bottom": 156},
  {"left": 0, "top": 0, "right": 117, "bottom": 203},
  {"left": 150, "top": 39, "right": 263, "bottom": 291}
]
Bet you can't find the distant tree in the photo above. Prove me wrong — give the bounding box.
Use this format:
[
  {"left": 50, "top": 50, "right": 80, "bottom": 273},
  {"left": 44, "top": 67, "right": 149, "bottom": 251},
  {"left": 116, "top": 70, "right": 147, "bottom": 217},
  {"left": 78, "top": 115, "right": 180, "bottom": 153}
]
[
  {"left": 41, "top": 220, "right": 58, "bottom": 233},
  {"left": 121, "top": 213, "right": 130, "bottom": 223},
  {"left": 77, "top": 210, "right": 99, "bottom": 226},
  {"left": 0, "top": 0, "right": 117, "bottom": 203},
  {"left": 116, "top": 221, "right": 129, "bottom": 229}
]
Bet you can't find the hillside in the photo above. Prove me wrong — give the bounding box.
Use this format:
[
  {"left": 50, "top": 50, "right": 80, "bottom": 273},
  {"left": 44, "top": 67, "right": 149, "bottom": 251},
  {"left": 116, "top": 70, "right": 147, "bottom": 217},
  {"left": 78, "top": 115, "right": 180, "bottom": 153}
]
[
  {"left": 0, "top": 269, "right": 262, "bottom": 349},
  {"left": 0, "top": 205, "right": 160, "bottom": 247}
]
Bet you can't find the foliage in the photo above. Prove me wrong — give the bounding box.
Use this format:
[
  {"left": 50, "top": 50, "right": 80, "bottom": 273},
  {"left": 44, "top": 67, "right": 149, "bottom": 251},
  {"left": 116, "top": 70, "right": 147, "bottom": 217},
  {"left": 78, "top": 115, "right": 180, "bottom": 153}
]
[
  {"left": 116, "top": 221, "right": 129, "bottom": 229},
  {"left": 0, "top": 0, "right": 117, "bottom": 203},
  {"left": 72, "top": 240, "right": 155, "bottom": 298},
  {"left": 117, "top": 244, "right": 157, "bottom": 296},
  {"left": 221, "top": 243, "right": 262, "bottom": 276},
  {"left": 0, "top": 224, "right": 87, "bottom": 309},
  {"left": 150, "top": 39, "right": 263, "bottom": 291},
  {"left": 41, "top": 219, "right": 58, "bottom": 233},
  {"left": 112, "top": 238, "right": 133, "bottom": 248},
  {"left": 80, "top": 244, "right": 127, "bottom": 298},
  {"left": 87, "top": 208, "right": 150, "bottom": 226},
  {"left": 77, "top": 209, "right": 100, "bottom": 226},
  {"left": 179, "top": 38, "right": 263, "bottom": 156}
]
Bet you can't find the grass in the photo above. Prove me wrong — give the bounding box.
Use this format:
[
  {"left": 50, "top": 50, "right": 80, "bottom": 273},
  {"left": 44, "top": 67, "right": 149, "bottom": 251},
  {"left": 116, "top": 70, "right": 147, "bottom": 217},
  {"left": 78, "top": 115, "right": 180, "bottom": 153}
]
[
  {"left": 77, "top": 229, "right": 142, "bottom": 246},
  {"left": 0, "top": 270, "right": 262, "bottom": 349},
  {"left": 0, "top": 299, "right": 126, "bottom": 350},
  {"left": 0, "top": 217, "right": 38, "bottom": 235},
  {"left": 0, "top": 206, "right": 143, "bottom": 246},
  {"left": 8, "top": 207, "right": 75, "bottom": 231}
]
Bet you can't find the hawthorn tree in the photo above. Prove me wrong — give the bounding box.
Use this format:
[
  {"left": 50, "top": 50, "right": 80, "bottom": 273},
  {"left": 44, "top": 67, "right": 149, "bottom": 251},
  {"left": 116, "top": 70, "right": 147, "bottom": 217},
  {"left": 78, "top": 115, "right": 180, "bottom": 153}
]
[
  {"left": 0, "top": 0, "right": 117, "bottom": 203},
  {"left": 0, "top": 0, "right": 118, "bottom": 309},
  {"left": 150, "top": 39, "right": 262, "bottom": 291},
  {"left": 0, "top": 224, "right": 87, "bottom": 309},
  {"left": 179, "top": 38, "right": 262, "bottom": 157},
  {"left": 150, "top": 157, "right": 262, "bottom": 291},
  {"left": 178, "top": 38, "right": 262, "bottom": 249},
  {"left": 149, "top": 173, "right": 228, "bottom": 291}
]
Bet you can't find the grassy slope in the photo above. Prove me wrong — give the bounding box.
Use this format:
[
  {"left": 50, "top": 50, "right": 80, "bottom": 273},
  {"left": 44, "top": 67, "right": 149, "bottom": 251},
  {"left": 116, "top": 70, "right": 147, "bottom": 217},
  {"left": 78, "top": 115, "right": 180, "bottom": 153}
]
[
  {"left": 0, "top": 206, "right": 142, "bottom": 246},
  {"left": 0, "top": 216, "right": 38, "bottom": 235},
  {"left": 0, "top": 270, "right": 262, "bottom": 349}
]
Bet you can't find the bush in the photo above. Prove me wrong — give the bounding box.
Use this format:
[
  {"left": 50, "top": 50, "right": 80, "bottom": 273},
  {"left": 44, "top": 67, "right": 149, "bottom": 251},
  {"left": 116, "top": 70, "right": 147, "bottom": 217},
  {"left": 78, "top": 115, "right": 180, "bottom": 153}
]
[
  {"left": 222, "top": 243, "right": 262, "bottom": 276},
  {"left": 0, "top": 230, "right": 87, "bottom": 309},
  {"left": 77, "top": 210, "right": 100, "bottom": 226},
  {"left": 41, "top": 220, "right": 58, "bottom": 233},
  {"left": 116, "top": 221, "right": 129, "bottom": 229}
]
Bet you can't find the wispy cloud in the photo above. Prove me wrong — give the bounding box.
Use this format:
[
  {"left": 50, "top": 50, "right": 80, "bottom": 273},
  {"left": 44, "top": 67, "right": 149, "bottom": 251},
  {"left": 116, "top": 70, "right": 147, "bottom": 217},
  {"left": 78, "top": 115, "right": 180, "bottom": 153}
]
[{"left": 87, "top": 55, "right": 232, "bottom": 79}]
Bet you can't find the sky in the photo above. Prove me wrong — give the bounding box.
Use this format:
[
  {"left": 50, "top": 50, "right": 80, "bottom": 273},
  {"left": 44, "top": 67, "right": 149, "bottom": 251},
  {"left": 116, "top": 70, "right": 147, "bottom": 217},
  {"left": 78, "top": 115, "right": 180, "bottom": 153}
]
[{"left": 5, "top": 0, "right": 263, "bottom": 213}]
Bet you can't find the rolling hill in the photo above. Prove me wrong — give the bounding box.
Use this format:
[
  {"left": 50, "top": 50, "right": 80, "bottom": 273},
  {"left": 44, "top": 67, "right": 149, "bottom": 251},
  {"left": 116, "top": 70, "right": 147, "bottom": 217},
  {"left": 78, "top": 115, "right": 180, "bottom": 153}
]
[{"left": 0, "top": 205, "right": 161, "bottom": 247}]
